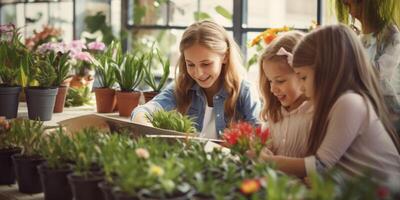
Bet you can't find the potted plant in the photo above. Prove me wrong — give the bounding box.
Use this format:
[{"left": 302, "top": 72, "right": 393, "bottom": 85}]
[
  {"left": 0, "top": 24, "right": 27, "bottom": 119},
  {"left": 37, "top": 42, "right": 72, "bottom": 113},
  {"left": 0, "top": 117, "right": 20, "bottom": 185},
  {"left": 68, "top": 40, "right": 95, "bottom": 89},
  {"left": 25, "top": 52, "right": 58, "bottom": 121},
  {"left": 146, "top": 110, "right": 197, "bottom": 133},
  {"left": 67, "top": 128, "right": 105, "bottom": 200},
  {"left": 137, "top": 157, "right": 193, "bottom": 200},
  {"left": 10, "top": 119, "right": 45, "bottom": 194},
  {"left": 113, "top": 53, "right": 145, "bottom": 117},
  {"left": 94, "top": 41, "right": 119, "bottom": 113},
  {"left": 98, "top": 133, "right": 133, "bottom": 200},
  {"left": 37, "top": 126, "right": 75, "bottom": 200},
  {"left": 142, "top": 48, "right": 170, "bottom": 102}
]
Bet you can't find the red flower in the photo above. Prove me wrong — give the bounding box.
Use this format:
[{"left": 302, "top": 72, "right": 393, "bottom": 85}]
[
  {"left": 255, "top": 127, "right": 270, "bottom": 144},
  {"left": 223, "top": 129, "right": 240, "bottom": 146},
  {"left": 376, "top": 186, "right": 390, "bottom": 199},
  {"left": 240, "top": 179, "right": 261, "bottom": 194}
]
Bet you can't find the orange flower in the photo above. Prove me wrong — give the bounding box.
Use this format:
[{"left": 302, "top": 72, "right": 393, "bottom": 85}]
[
  {"left": 240, "top": 179, "right": 261, "bottom": 194},
  {"left": 248, "top": 26, "right": 290, "bottom": 47}
]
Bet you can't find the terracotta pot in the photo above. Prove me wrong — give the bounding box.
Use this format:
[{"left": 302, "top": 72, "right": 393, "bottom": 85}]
[
  {"left": 95, "top": 88, "right": 117, "bottom": 113},
  {"left": 143, "top": 91, "right": 158, "bottom": 103},
  {"left": 116, "top": 91, "right": 141, "bottom": 117},
  {"left": 70, "top": 75, "right": 94, "bottom": 89},
  {"left": 54, "top": 86, "right": 69, "bottom": 113}
]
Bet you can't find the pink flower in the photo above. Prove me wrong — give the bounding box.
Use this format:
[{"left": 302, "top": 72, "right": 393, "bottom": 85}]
[
  {"left": 135, "top": 148, "right": 150, "bottom": 159},
  {"left": 37, "top": 42, "right": 70, "bottom": 54},
  {"left": 0, "top": 23, "right": 15, "bottom": 33},
  {"left": 73, "top": 51, "right": 93, "bottom": 63},
  {"left": 69, "top": 40, "right": 87, "bottom": 52},
  {"left": 87, "top": 41, "right": 105, "bottom": 51}
]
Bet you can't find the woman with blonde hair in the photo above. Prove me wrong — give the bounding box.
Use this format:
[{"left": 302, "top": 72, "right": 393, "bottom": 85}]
[
  {"left": 131, "top": 20, "right": 260, "bottom": 139},
  {"left": 258, "top": 24, "right": 400, "bottom": 186}
]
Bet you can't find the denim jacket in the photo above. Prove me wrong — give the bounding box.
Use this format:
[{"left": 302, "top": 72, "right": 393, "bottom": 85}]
[{"left": 131, "top": 80, "right": 260, "bottom": 137}]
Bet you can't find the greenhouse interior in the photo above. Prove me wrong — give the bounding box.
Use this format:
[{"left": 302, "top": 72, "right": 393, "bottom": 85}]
[{"left": 0, "top": 0, "right": 400, "bottom": 199}]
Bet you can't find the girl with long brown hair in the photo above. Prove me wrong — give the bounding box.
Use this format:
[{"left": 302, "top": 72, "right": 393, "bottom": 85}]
[
  {"left": 257, "top": 24, "right": 400, "bottom": 185},
  {"left": 131, "top": 21, "right": 260, "bottom": 139}
]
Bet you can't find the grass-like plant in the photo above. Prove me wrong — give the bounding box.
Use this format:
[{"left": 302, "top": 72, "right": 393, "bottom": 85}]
[
  {"left": 9, "top": 119, "right": 45, "bottom": 156},
  {"left": 95, "top": 55, "right": 115, "bottom": 88},
  {"left": 143, "top": 48, "right": 170, "bottom": 92},
  {"left": 49, "top": 51, "right": 71, "bottom": 87},
  {"left": 70, "top": 128, "right": 105, "bottom": 177},
  {"left": 0, "top": 117, "right": 15, "bottom": 149},
  {"left": 113, "top": 53, "right": 145, "bottom": 92},
  {"left": 39, "top": 126, "right": 74, "bottom": 169},
  {"left": 0, "top": 26, "right": 27, "bottom": 86},
  {"left": 64, "top": 86, "right": 92, "bottom": 107},
  {"left": 146, "top": 110, "right": 196, "bottom": 133},
  {"left": 30, "top": 53, "right": 57, "bottom": 88}
]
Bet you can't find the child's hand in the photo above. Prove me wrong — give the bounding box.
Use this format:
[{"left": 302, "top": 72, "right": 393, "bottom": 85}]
[
  {"left": 258, "top": 147, "right": 274, "bottom": 161},
  {"left": 245, "top": 149, "right": 257, "bottom": 159}
]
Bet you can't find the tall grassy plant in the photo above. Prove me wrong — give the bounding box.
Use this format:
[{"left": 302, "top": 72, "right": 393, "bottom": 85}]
[
  {"left": 113, "top": 53, "right": 145, "bottom": 92},
  {"left": 146, "top": 110, "right": 196, "bottom": 133},
  {"left": 143, "top": 48, "right": 170, "bottom": 92},
  {"left": 9, "top": 119, "right": 45, "bottom": 156},
  {"left": 39, "top": 126, "right": 74, "bottom": 169},
  {"left": 95, "top": 55, "right": 115, "bottom": 88}
]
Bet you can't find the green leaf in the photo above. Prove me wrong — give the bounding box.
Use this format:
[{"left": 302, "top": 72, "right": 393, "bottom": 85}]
[
  {"left": 194, "top": 11, "right": 211, "bottom": 21},
  {"left": 215, "top": 5, "right": 232, "bottom": 20}
]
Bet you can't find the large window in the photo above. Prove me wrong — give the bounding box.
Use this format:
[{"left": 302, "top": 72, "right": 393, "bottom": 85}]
[{"left": 123, "top": 0, "right": 321, "bottom": 71}]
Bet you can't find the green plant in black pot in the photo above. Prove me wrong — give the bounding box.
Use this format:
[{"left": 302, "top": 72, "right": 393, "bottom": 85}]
[
  {"left": 25, "top": 52, "right": 58, "bottom": 121},
  {"left": 9, "top": 119, "right": 46, "bottom": 194},
  {"left": 68, "top": 128, "right": 106, "bottom": 200},
  {"left": 98, "top": 133, "right": 134, "bottom": 200},
  {"left": 37, "top": 126, "right": 74, "bottom": 200},
  {"left": 0, "top": 117, "right": 21, "bottom": 185},
  {"left": 146, "top": 110, "right": 197, "bottom": 133},
  {"left": 0, "top": 25, "right": 30, "bottom": 119},
  {"left": 143, "top": 47, "right": 170, "bottom": 102}
]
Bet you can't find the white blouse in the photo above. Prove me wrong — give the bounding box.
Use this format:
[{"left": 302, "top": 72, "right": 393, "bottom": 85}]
[
  {"left": 199, "top": 105, "right": 218, "bottom": 139},
  {"left": 267, "top": 101, "right": 314, "bottom": 157}
]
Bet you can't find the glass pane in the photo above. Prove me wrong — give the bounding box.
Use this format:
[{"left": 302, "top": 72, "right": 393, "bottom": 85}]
[
  {"left": 247, "top": 0, "right": 317, "bottom": 29},
  {"left": 0, "top": 4, "right": 16, "bottom": 24},
  {"left": 25, "top": 3, "right": 50, "bottom": 38},
  {"left": 170, "top": 0, "right": 233, "bottom": 27},
  {"left": 129, "top": 28, "right": 183, "bottom": 71},
  {"left": 49, "top": 2, "right": 73, "bottom": 42},
  {"left": 130, "top": 0, "right": 168, "bottom": 25}
]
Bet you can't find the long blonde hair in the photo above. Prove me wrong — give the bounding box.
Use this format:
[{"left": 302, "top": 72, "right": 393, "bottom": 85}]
[
  {"left": 175, "top": 20, "right": 243, "bottom": 124},
  {"left": 259, "top": 31, "right": 304, "bottom": 123},
  {"left": 332, "top": 0, "right": 400, "bottom": 29},
  {"left": 292, "top": 24, "right": 400, "bottom": 155}
]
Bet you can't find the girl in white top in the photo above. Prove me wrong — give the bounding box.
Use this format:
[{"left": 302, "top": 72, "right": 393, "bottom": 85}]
[
  {"left": 259, "top": 24, "right": 400, "bottom": 186},
  {"left": 258, "top": 31, "right": 313, "bottom": 157}
]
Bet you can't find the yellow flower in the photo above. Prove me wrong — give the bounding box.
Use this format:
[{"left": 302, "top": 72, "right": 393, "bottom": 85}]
[{"left": 149, "top": 165, "right": 164, "bottom": 177}]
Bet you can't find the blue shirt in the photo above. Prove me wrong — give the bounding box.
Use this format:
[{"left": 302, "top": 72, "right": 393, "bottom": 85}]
[{"left": 131, "top": 80, "right": 261, "bottom": 137}]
